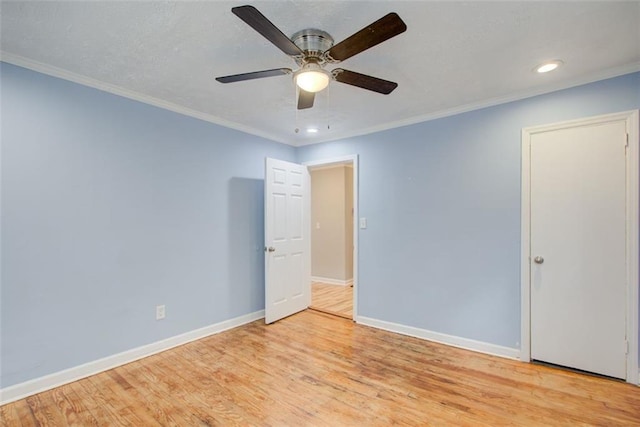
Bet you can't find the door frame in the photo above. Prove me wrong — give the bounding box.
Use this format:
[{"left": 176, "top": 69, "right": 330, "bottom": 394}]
[
  {"left": 520, "top": 110, "right": 639, "bottom": 384},
  {"left": 304, "top": 155, "right": 359, "bottom": 320}
]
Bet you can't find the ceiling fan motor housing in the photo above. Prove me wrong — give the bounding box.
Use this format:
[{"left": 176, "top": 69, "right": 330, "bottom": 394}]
[{"left": 291, "top": 29, "right": 334, "bottom": 66}]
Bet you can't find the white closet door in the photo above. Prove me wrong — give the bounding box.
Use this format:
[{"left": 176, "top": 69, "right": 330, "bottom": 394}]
[{"left": 529, "top": 120, "right": 628, "bottom": 379}]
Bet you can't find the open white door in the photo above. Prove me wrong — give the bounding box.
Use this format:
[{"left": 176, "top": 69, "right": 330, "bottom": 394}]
[{"left": 264, "top": 158, "right": 310, "bottom": 324}]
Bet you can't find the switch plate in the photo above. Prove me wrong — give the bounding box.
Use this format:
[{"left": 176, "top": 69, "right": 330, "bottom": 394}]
[
  {"left": 359, "top": 217, "right": 367, "bottom": 229},
  {"left": 156, "top": 305, "right": 166, "bottom": 320}
]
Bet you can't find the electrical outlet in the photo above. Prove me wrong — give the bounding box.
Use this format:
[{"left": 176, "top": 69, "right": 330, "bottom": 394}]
[{"left": 156, "top": 305, "right": 166, "bottom": 320}]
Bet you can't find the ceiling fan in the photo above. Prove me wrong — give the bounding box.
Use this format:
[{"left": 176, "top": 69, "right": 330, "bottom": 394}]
[{"left": 216, "top": 5, "right": 407, "bottom": 110}]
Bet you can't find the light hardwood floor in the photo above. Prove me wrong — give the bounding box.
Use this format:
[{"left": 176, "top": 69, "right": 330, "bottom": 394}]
[
  {"left": 310, "top": 282, "right": 353, "bottom": 319},
  {"left": 2, "top": 310, "right": 640, "bottom": 426}
]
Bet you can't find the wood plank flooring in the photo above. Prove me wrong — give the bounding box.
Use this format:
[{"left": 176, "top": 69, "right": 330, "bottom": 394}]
[
  {"left": 310, "top": 282, "right": 353, "bottom": 319},
  {"left": 2, "top": 310, "right": 640, "bottom": 426}
]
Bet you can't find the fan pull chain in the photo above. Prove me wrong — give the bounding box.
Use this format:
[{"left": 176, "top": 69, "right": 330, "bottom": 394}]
[
  {"left": 294, "top": 83, "right": 300, "bottom": 134},
  {"left": 326, "top": 81, "right": 331, "bottom": 131}
]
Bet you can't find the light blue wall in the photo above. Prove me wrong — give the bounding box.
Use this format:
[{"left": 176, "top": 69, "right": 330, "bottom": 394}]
[
  {"left": 2, "top": 63, "right": 639, "bottom": 390},
  {"left": 297, "top": 72, "right": 640, "bottom": 350},
  {"left": 0, "top": 63, "right": 295, "bottom": 387}
]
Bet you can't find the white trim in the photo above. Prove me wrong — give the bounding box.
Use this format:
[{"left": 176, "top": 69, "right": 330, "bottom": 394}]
[
  {"left": 311, "top": 276, "right": 353, "bottom": 286},
  {"left": 6, "top": 53, "right": 637, "bottom": 149},
  {"left": 0, "top": 310, "right": 265, "bottom": 405},
  {"left": 296, "top": 62, "right": 640, "bottom": 146},
  {"left": 520, "top": 125, "right": 532, "bottom": 362},
  {"left": 304, "top": 155, "right": 359, "bottom": 320},
  {"left": 304, "top": 155, "right": 357, "bottom": 168},
  {"left": 626, "top": 110, "right": 640, "bottom": 385},
  {"left": 306, "top": 163, "right": 350, "bottom": 172},
  {"left": 520, "top": 110, "right": 639, "bottom": 385},
  {"left": 0, "top": 53, "right": 290, "bottom": 145},
  {"left": 358, "top": 316, "right": 520, "bottom": 360}
]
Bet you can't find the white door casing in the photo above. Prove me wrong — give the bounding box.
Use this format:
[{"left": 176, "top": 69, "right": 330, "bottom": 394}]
[
  {"left": 264, "top": 158, "right": 310, "bottom": 324},
  {"left": 521, "top": 110, "right": 639, "bottom": 383}
]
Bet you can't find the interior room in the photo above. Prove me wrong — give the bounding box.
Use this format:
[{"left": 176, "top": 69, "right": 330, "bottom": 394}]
[{"left": 1, "top": 1, "right": 640, "bottom": 424}]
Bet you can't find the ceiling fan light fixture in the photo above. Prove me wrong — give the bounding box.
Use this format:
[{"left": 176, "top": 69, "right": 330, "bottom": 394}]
[{"left": 295, "top": 64, "right": 330, "bottom": 93}]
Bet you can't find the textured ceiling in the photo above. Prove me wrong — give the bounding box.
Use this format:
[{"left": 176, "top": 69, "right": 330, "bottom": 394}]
[{"left": 1, "top": 1, "right": 639, "bottom": 146}]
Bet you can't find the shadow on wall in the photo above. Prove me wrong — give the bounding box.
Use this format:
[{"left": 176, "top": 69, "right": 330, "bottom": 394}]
[{"left": 228, "top": 177, "right": 266, "bottom": 316}]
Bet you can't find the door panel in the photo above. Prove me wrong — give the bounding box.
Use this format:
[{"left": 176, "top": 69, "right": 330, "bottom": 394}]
[
  {"left": 265, "top": 158, "right": 310, "bottom": 324},
  {"left": 530, "top": 120, "right": 627, "bottom": 379}
]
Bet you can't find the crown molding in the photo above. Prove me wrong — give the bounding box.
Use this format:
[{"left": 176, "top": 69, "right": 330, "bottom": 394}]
[
  {"left": 0, "top": 52, "right": 294, "bottom": 146},
  {"left": 297, "top": 61, "right": 640, "bottom": 146},
  {"left": 3, "top": 52, "right": 638, "bottom": 148}
]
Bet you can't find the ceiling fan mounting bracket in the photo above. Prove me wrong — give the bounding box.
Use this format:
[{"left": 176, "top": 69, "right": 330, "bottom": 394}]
[{"left": 291, "top": 29, "right": 334, "bottom": 66}]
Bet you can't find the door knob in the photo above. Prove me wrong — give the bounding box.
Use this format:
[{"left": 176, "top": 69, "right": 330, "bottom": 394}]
[
  {"left": 266, "top": 246, "right": 276, "bottom": 252},
  {"left": 534, "top": 256, "right": 544, "bottom": 264}
]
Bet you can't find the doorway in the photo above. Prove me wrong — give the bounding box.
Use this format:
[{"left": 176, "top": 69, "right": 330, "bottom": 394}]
[
  {"left": 305, "top": 156, "right": 358, "bottom": 320},
  {"left": 520, "top": 110, "right": 639, "bottom": 383}
]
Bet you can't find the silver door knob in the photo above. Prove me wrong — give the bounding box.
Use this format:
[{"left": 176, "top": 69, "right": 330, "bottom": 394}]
[
  {"left": 534, "top": 256, "right": 544, "bottom": 264},
  {"left": 267, "top": 246, "right": 276, "bottom": 252}
]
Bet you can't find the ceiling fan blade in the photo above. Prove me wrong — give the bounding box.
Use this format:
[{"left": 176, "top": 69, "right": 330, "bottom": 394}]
[
  {"left": 216, "top": 68, "right": 292, "bottom": 83},
  {"left": 232, "top": 5, "right": 304, "bottom": 57},
  {"left": 325, "top": 13, "right": 406, "bottom": 62},
  {"left": 297, "top": 89, "right": 315, "bottom": 110},
  {"left": 332, "top": 69, "right": 398, "bottom": 94}
]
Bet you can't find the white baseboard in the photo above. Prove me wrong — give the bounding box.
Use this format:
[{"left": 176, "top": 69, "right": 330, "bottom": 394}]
[
  {"left": 357, "top": 316, "right": 520, "bottom": 360},
  {"left": 311, "top": 276, "right": 353, "bottom": 286},
  {"left": 0, "top": 310, "right": 265, "bottom": 405}
]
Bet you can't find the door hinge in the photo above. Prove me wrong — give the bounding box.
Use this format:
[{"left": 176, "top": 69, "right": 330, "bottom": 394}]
[
  {"left": 625, "top": 339, "right": 629, "bottom": 355},
  {"left": 626, "top": 133, "right": 629, "bottom": 147}
]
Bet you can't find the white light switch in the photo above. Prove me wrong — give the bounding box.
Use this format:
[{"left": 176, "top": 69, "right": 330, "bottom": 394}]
[
  {"left": 316, "top": 222, "right": 320, "bottom": 229},
  {"left": 359, "top": 217, "right": 367, "bottom": 229}
]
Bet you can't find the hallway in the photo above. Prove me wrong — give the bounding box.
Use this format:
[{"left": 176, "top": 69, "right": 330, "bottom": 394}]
[{"left": 310, "top": 282, "right": 353, "bottom": 319}]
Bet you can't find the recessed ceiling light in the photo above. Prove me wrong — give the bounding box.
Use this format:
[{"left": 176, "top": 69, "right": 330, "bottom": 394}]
[
  {"left": 535, "top": 60, "right": 563, "bottom": 73},
  {"left": 306, "top": 128, "right": 319, "bottom": 134}
]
